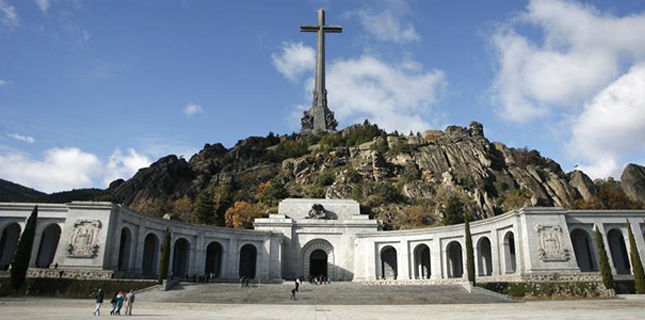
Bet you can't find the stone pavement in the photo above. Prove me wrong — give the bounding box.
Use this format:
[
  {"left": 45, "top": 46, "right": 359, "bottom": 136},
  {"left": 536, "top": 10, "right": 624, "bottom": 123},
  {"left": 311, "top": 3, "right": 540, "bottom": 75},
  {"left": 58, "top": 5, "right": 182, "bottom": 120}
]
[
  {"left": 0, "top": 298, "right": 644, "bottom": 319},
  {"left": 136, "top": 282, "right": 509, "bottom": 305}
]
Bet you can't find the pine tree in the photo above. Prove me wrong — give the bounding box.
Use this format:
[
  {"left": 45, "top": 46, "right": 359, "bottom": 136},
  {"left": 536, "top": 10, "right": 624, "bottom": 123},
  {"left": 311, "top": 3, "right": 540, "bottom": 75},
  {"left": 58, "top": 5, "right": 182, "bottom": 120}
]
[
  {"left": 10, "top": 206, "right": 38, "bottom": 292},
  {"left": 464, "top": 213, "right": 475, "bottom": 284},
  {"left": 626, "top": 220, "right": 645, "bottom": 293},
  {"left": 158, "top": 228, "right": 171, "bottom": 284},
  {"left": 595, "top": 225, "right": 614, "bottom": 290},
  {"left": 193, "top": 188, "right": 215, "bottom": 225}
]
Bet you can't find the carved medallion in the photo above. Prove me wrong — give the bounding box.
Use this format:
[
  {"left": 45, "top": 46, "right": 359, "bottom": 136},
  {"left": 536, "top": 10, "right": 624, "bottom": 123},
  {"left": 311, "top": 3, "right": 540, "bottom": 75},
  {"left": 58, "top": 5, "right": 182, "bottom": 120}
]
[
  {"left": 67, "top": 219, "right": 102, "bottom": 258},
  {"left": 535, "top": 224, "right": 570, "bottom": 262}
]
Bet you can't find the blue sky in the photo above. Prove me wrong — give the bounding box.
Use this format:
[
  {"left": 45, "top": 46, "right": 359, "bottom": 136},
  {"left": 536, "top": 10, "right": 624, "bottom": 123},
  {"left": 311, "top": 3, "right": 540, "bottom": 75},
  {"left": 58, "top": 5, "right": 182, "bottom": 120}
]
[{"left": 1, "top": 0, "right": 644, "bottom": 193}]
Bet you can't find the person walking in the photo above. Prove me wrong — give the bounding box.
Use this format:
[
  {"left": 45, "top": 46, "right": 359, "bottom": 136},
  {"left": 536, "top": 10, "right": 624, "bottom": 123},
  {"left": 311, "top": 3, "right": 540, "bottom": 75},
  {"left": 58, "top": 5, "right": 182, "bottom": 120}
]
[
  {"left": 109, "top": 292, "right": 118, "bottom": 315},
  {"left": 294, "top": 278, "right": 300, "bottom": 292},
  {"left": 290, "top": 288, "right": 297, "bottom": 300},
  {"left": 124, "top": 290, "right": 135, "bottom": 316},
  {"left": 93, "top": 288, "right": 103, "bottom": 316},
  {"left": 115, "top": 291, "right": 125, "bottom": 315}
]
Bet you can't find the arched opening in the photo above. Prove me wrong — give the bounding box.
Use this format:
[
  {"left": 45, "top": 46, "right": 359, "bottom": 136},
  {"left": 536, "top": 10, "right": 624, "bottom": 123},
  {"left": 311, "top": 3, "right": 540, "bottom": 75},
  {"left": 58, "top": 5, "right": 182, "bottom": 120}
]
[
  {"left": 447, "top": 241, "right": 463, "bottom": 278},
  {"left": 309, "top": 249, "right": 328, "bottom": 278},
  {"left": 36, "top": 224, "right": 61, "bottom": 268},
  {"left": 503, "top": 232, "right": 517, "bottom": 274},
  {"left": 380, "top": 246, "right": 398, "bottom": 279},
  {"left": 142, "top": 233, "right": 159, "bottom": 276},
  {"left": 172, "top": 238, "right": 191, "bottom": 277},
  {"left": 239, "top": 244, "right": 257, "bottom": 279},
  {"left": 477, "top": 237, "right": 493, "bottom": 276},
  {"left": 570, "top": 229, "right": 597, "bottom": 272},
  {"left": 608, "top": 229, "right": 631, "bottom": 275},
  {"left": 0, "top": 223, "right": 21, "bottom": 270},
  {"left": 413, "top": 244, "right": 431, "bottom": 279},
  {"left": 117, "top": 227, "right": 132, "bottom": 271},
  {"left": 205, "top": 241, "right": 223, "bottom": 278}
]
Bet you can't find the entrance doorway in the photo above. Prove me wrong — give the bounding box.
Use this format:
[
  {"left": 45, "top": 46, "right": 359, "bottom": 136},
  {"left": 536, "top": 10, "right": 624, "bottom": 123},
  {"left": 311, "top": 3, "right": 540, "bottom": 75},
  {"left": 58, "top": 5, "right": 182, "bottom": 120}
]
[{"left": 309, "top": 249, "right": 328, "bottom": 277}]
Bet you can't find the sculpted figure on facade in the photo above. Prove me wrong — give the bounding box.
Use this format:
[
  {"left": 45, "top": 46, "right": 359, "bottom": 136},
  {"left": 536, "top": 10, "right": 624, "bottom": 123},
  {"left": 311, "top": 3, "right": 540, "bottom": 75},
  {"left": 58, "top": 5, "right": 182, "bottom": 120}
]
[
  {"left": 67, "top": 219, "right": 102, "bottom": 258},
  {"left": 535, "top": 224, "right": 570, "bottom": 262},
  {"left": 305, "top": 203, "right": 336, "bottom": 220}
]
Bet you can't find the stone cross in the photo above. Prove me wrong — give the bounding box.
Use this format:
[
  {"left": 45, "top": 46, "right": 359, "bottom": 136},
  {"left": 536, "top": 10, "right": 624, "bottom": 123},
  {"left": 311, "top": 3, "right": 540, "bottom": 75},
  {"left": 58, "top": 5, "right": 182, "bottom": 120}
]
[{"left": 300, "top": 9, "right": 341, "bottom": 133}]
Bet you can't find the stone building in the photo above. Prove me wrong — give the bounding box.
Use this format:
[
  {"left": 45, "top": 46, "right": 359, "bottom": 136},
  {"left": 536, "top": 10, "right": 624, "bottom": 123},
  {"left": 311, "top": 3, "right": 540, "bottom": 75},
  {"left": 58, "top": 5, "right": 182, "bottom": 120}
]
[{"left": 0, "top": 199, "right": 644, "bottom": 284}]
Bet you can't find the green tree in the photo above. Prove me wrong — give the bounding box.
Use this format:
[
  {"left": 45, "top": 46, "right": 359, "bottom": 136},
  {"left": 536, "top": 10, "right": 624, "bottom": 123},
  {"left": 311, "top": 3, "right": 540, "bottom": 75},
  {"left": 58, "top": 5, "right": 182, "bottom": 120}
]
[
  {"left": 158, "top": 228, "right": 171, "bottom": 284},
  {"left": 627, "top": 220, "right": 645, "bottom": 293},
  {"left": 464, "top": 213, "right": 475, "bottom": 284},
  {"left": 257, "top": 178, "right": 289, "bottom": 207},
  {"left": 193, "top": 188, "right": 215, "bottom": 225},
  {"left": 443, "top": 196, "right": 465, "bottom": 225},
  {"left": 595, "top": 225, "right": 614, "bottom": 291},
  {"left": 10, "top": 206, "right": 38, "bottom": 292}
]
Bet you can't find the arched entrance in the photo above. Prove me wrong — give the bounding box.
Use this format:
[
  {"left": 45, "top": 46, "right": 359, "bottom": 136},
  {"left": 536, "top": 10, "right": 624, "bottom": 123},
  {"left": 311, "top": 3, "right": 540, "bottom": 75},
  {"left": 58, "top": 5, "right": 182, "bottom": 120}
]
[
  {"left": 36, "top": 224, "right": 61, "bottom": 268},
  {"left": 205, "top": 241, "right": 223, "bottom": 278},
  {"left": 118, "top": 227, "right": 132, "bottom": 271},
  {"left": 172, "top": 238, "right": 191, "bottom": 277},
  {"left": 608, "top": 229, "right": 631, "bottom": 275},
  {"left": 571, "top": 229, "right": 596, "bottom": 272},
  {"left": 380, "top": 246, "right": 398, "bottom": 279},
  {"left": 302, "top": 239, "right": 335, "bottom": 280},
  {"left": 477, "top": 237, "right": 493, "bottom": 276},
  {"left": 239, "top": 244, "right": 257, "bottom": 278},
  {"left": 0, "top": 223, "right": 20, "bottom": 270},
  {"left": 413, "top": 244, "right": 431, "bottom": 279},
  {"left": 447, "top": 241, "right": 463, "bottom": 278},
  {"left": 503, "top": 232, "right": 517, "bottom": 274},
  {"left": 142, "top": 233, "right": 159, "bottom": 276}
]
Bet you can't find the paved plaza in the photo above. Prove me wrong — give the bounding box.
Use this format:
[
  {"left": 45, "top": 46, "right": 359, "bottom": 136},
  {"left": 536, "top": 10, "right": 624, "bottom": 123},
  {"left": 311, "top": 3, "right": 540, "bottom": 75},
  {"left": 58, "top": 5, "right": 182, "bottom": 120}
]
[{"left": 0, "top": 297, "right": 643, "bottom": 320}]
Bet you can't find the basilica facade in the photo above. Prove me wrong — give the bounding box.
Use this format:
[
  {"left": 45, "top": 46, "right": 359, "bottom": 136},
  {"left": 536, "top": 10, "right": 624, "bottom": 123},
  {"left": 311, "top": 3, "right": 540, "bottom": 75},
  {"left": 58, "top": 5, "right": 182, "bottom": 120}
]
[{"left": 1, "top": 199, "right": 644, "bottom": 284}]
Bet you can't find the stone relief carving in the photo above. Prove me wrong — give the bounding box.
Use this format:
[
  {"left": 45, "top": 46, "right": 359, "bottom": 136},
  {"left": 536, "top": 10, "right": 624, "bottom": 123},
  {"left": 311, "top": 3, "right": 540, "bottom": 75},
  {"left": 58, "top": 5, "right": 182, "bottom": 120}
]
[
  {"left": 67, "top": 219, "right": 102, "bottom": 258},
  {"left": 535, "top": 224, "right": 570, "bottom": 262},
  {"left": 305, "top": 204, "right": 337, "bottom": 220}
]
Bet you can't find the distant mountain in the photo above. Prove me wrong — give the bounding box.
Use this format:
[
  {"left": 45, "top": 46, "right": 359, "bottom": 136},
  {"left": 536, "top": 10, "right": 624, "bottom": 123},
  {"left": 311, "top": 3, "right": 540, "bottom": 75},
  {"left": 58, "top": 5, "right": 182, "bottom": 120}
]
[{"left": 0, "top": 179, "right": 109, "bottom": 203}]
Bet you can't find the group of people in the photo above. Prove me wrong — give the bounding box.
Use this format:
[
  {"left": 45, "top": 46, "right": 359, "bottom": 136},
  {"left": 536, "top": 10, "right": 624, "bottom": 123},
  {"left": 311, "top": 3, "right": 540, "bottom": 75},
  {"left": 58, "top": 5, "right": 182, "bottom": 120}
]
[
  {"left": 92, "top": 288, "right": 136, "bottom": 316},
  {"left": 290, "top": 275, "right": 331, "bottom": 300}
]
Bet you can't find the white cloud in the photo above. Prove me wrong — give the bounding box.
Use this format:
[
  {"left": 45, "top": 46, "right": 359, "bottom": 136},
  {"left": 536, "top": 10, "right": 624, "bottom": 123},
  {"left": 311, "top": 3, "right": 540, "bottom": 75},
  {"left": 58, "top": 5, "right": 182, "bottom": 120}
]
[
  {"left": 0, "top": 0, "right": 18, "bottom": 28},
  {"left": 0, "top": 79, "right": 10, "bottom": 87},
  {"left": 7, "top": 133, "right": 35, "bottom": 144},
  {"left": 569, "top": 63, "right": 645, "bottom": 179},
  {"left": 103, "top": 148, "right": 151, "bottom": 186},
  {"left": 273, "top": 42, "right": 446, "bottom": 133},
  {"left": 491, "top": 0, "right": 645, "bottom": 122},
  {"left": 271, "top": 42, "right": 315, "bottom": 82},
  {"left": 351, "top": 0, "right": 420, "bottom": 44},
  {"left": 0, "top": 147, "right": 101, "bottom": 193},
  {"left": 183, "top": 104, "right": 203, "bottom": 117}
]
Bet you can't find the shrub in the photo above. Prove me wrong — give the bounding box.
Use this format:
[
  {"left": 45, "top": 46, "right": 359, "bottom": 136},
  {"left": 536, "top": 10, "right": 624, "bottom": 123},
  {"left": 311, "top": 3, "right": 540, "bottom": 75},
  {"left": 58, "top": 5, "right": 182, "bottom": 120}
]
[
  {"left": 193, "top": 188, "right": 215, "bottom": 225},
  {"left": 11, "top": 206, "right": 38, "bottom": 292},
  {"left": 627, "top": 221, "right": 645, "bottom": 293},
  {"left": 225, "top": 201, "right": 262, "bottom": 229},
  {"left": 256, "top": 178, "right": 289, "bottom": 207},
  {"left": 373, "top": 182, "right": 405, "bottom": 204},
  {"left": 345, "top": 168, "right": 362, "bottom": 184},
  {"left": 595, "top": 225, "right": 614, "bottom": 290},
  {"left": 443, "top": 195, "right": 465, "bottom": 225},
  {"left": 305, "top": 185, "right": 326, "bottom": 198},
  {"left": 158, "top": 228, "right": 171, "bottom": 284},
  {"left": 465, "top": 214, "right": 475, "bottom": 284},
  {"left": 314, "top": 172, "right": 335, "bottom": 187}
]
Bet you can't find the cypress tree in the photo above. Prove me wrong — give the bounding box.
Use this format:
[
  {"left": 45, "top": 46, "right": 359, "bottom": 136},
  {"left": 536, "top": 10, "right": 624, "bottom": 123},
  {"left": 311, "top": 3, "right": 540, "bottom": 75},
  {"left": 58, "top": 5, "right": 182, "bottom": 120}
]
[
  {"left": 158, "top": 228, "right": 171, "bottom": 284},
  {"left": 193, "top": 188, "right": 215, "bottom": 225},
  {"left": 626, "top": 220, "right": 645, "bottom": 293},
  {"left": 10, "top": 206, "right": 38, "bottom": 292},
  {"left": 595, "top": 225, "right": 614, "bottom": 290},
  {"left": 464, "top": 213, "right": 475, "bottom": 284}
]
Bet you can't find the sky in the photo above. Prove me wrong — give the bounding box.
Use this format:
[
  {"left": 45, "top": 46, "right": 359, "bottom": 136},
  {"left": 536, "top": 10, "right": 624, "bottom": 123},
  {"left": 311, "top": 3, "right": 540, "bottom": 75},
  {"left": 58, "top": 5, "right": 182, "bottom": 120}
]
[{"left": 1, "top": 0, "right": 645, "bottom": 193}]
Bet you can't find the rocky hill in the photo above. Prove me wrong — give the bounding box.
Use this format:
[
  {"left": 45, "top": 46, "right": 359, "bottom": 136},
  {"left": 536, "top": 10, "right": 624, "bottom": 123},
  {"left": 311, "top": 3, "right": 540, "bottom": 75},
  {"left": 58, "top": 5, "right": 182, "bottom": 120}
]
[
  {"left": 0, "top": 178, "right": 108, "bottom": 203},
  {"left": 105, "top": 121, "right": 645, "bottom": 229}
]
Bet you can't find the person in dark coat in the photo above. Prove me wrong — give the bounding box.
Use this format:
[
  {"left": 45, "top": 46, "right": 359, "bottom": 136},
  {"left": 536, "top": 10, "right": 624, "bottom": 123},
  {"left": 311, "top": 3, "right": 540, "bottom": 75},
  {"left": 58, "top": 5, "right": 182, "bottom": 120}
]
[
  {"left": 109, "top": 292, "right": 118, "bottom": 315},
  {"left": 294, "top": 278, "right": 300, "bottom": 292},
  {"left": 93, "top": 288, "right": 103, "bottom": 316}
]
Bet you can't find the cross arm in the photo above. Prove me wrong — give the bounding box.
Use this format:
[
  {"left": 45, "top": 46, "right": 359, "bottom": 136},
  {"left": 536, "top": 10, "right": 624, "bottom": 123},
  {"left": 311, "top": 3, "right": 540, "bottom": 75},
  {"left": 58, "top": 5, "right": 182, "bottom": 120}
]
[
  {"left": 300, "top": 25, "right": 320, "bottom": 32},
  {"left": 322, "top": 25, "right": 343, "bottom": 33}
]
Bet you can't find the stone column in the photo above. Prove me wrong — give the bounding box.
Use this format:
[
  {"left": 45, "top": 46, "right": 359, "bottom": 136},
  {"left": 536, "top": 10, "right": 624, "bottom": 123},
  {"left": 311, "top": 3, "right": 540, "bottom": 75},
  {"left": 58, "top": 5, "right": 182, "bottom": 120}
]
[
  {"left": 133, "top": 226, "right": 146, "bottom": 274},
  {"left": 431, "top": 239, "right": 442, "bottom": 280},
  {"left": 194, "top": 233, "right": 205, "bottom": 275},
  {"left": 227, "top": 237, "right": 238, "bottom": 279},
  {"left": 398, "top": 241, "right": 410, "bottom": 280}
]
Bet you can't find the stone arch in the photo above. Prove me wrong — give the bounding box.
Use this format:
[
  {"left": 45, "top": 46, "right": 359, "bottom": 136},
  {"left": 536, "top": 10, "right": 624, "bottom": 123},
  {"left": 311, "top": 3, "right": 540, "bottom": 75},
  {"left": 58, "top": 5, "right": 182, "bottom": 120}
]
[
  {"left": 117, "top": 227, "right": 133, "bottom": 271},
  {"left": 570, "top": 228, "right": 597, "bottom": 272},
  {"left": 503, "top": 231, "right": 517, "bottom": 274},
  {"left": 380, "top": 246, "right": 398, "bottom": 279},
  {"left": 446, "top": 241, "right": 463, "bottom": 278},
  {"left": 239, "top": 243, "right": 257, "bottom": 279},
  {"left": 142, "top": 233, "right": 160, "bottom": 276},
  {"left": 476, "top": 237, "right": 493, "bottom": 276},
  {"left": 302, "top": 239, "right": 335, "bottom": 280},
  {"left": 36, "top": 223, "right": 61, "bottom": 268},
  {"left": 0, "top": 223, "right": 21, "bottom": 270},
  {"left": 607, "top": 229, "right": 631, "bottom": 275},
  {"left": 172, "top": 237, "right": 191, "bottom": 277},
  {"left": 413, "top": 244, "right": 431, "bottom": 279},
  {"left": 205, "top": 241, "right": 223, "bottom": 278}
]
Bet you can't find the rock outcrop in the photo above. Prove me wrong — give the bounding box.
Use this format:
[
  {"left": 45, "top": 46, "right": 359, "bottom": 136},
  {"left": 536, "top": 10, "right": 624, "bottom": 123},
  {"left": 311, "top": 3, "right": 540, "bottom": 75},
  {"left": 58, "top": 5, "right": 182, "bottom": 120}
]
[{"left": 621, "top": 163, "right": 645, "bottom": 205}]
